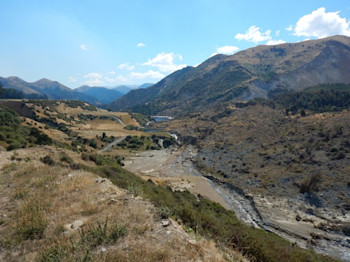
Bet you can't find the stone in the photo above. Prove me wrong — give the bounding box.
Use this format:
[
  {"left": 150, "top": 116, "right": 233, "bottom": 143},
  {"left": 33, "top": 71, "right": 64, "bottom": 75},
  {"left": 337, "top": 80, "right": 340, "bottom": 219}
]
[
  {"left": 108, "top": 198, "right": 118, "bottom": 205},
  {"left": 161, "top": 220, "right": 170, "bottom": 227},
  {"left": 71, "top": 220, "right": 84, "bottom": 229}
]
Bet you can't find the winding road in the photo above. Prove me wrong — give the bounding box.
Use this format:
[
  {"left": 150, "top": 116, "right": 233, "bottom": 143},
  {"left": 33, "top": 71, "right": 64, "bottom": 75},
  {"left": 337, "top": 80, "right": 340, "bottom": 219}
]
[{"left": 98, "top": 115, "right": 126, "bottom": 152}]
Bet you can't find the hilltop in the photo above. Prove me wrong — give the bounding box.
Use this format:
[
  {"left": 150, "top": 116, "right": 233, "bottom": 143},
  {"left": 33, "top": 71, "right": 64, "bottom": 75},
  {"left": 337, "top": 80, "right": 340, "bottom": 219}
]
[
  {"left": 0, "top": 77, "right": 152, "bottom": 106},
  {"left": 110, "top": 35, "right": 350, "bottom": 116}
]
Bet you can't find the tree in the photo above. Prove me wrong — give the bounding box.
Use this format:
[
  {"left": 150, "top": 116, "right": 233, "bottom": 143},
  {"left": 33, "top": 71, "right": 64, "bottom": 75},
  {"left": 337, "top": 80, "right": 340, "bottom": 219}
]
[{"left": 0, "top": 82, "right": 5, "bottom": 98}]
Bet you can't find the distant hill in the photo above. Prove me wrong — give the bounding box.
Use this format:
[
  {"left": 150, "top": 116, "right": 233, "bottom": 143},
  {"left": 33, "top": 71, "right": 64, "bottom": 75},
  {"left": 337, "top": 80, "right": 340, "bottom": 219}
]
[
  {"left": 113, "top": 83, "right": 154, "bottom": 94},
  {"left": 75, "top": 85, "right": 124, "bottom": 104},
  {"left": 0, "top": 76, "right": 97, "bottom": 104},
  {"left": 109, "top": 35, "right": 350, "bottom": 115}
]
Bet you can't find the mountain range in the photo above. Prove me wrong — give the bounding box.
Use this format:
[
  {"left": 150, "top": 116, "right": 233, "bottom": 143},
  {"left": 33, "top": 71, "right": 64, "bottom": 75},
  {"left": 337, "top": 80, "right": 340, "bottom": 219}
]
[
  {"left": 0, "top": 76, "right": 152, "bottom": 105},
  {"left": 109, "top": 35, "right": 350, "bottom": 115}
]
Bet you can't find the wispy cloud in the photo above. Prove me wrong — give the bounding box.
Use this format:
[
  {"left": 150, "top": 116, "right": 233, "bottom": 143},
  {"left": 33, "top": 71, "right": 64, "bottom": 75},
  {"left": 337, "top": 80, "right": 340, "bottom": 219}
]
[
  {"left": 83, "top": 72, "right": 104, "bottom": 86},
  {"left": 137, "top": 42, "right": 146, "bottom": 47},
  {"left": 84, "top": 72, "right": 102, "bottom": 79},
  {"left": 80, "top": 44, "right": 88, "bottom": 51},
  {"left": 285, "top": 25, "right": 293, "bottom": 31},
  {"left": 143, "top": 52, "right": 186, "bottom": 73},
  {"left": 130, "top": 70, "right": 165, "bottom": 80},
  {"left": 118, "top": 63, "right": 135, "bottom": 71},
  {"left": 68, "top": 76, "right": 78, "bottom": 82},
  {"left": 294, "top": 7, "right": 350, "bottom": 38}
]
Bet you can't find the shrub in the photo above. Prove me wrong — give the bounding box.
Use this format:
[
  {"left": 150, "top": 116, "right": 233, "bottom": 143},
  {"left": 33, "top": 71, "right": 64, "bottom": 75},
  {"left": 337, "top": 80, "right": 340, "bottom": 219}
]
[
  {"left": 342, "top": 223, "right": 350, "bottom": 236},
  {"left": 59, "top": 153, "right": 73, "bottom": 165},
  {"left": 80, "top": 220, "right": 126, "bottom": 247},
  {"left": 299, "top": 174, "right": 322, "bottom": 194},
  {"left": 16, "top": 198, "right": 48, "bottom": 240},
  {"left": 89, "top": 140, "right": 97, "bottom": 148},
  {"left": 40, "top": 155, "right": 55, "bottom": 166}
]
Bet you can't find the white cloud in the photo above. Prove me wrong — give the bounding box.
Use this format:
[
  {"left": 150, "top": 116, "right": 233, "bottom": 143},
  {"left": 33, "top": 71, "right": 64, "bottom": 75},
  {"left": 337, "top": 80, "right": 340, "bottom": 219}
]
[
  {"left": 68, "top": 76, "right": 78, "bottom": 82},
  {"left": 105, "top": 75, "right": 128, "bottom": 84},
  {"left": 143, "top": 52, "right": 187, "bottom": 73},
  {"left": 216, "top": 45, "right": 239, "bottom": 55},
  {"left": 118, "top": 63, "right": 135, "bottom": 71},
  {"left": 235, "top": 25, "right": 272, "bottom": 43},
  {"left": 294, "top": 7, "right": 350, "bottom": 38},
  {"left": 137, "top": 43, "right": 146, "bottom": 47},
  {"left": 285, "top": 25, "right": 293, "bottom": 31},
  {"left": 80, "top": 44, "right": 88, "bottom": 51},
  {"left": 275, "top": 30, "right": 280, "bottom": 36},
  {"left": 84, "top": 72, "right": 103, "bottom": 79},
  {"left": 84, "top": 78, "right": 104, "bottom": 86},
  {"left": 83, "top": 72, "right": 104, "bottom": 86},
  {"left": 130, "top": 70, "right": 165, "bottom": 80},
  {"left": 266, "top": 39, "right": 286, "bottom": 45}
]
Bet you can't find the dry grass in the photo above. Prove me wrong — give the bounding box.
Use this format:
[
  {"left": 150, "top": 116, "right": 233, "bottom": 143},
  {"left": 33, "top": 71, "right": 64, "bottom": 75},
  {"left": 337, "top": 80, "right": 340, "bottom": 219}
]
[{"left": 0, "top": 146, "right": 246, "bottom": 262}]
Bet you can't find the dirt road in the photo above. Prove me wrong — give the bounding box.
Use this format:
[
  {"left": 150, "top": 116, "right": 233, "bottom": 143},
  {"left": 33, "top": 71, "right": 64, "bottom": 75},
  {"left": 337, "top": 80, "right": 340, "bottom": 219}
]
[{"left": 99, "top": 136, "right": 126, "bottom": 152}]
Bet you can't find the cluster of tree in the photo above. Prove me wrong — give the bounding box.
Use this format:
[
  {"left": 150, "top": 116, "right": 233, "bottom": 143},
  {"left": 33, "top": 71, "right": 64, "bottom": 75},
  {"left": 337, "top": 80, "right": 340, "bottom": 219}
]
[
  {"left": 274, "top": 84, "right": 350, "bottom": 115},
  {"left": 239, "top": 84, "right": 350, "bottom": 116},
  {"left": 0, "top": 82, "right": 47, "bottom": 99},
  {"left": 0, "top": 106, "right": 52, "bottom": 150}
]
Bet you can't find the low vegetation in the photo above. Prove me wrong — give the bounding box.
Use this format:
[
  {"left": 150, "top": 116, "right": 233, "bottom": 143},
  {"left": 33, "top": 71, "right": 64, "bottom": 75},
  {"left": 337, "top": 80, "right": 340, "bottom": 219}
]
[
  {"left": 29, "top": 99, "right": 97, "bottom": 111},
  {"left": 131, "top": 112, "right": 150, "bottom": 126},
  {"left": 0, "top": 106, "right": 52, "bottom": 150},
  {"left": 117, "top": 135, "right": 175, "bottom": 150}
]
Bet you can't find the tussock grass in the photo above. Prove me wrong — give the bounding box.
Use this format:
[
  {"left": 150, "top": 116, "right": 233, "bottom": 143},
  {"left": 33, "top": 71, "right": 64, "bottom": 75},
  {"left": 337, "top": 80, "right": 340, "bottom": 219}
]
[{"left": 16, "top": 197, "right": 48, "bottom": 240}]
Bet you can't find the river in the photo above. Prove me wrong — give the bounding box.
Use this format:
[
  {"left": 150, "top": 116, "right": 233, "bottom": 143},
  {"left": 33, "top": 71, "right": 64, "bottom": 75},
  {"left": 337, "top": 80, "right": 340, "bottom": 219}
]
[{"left": 123, "top": 145, "right": 350, "bottom": 261}]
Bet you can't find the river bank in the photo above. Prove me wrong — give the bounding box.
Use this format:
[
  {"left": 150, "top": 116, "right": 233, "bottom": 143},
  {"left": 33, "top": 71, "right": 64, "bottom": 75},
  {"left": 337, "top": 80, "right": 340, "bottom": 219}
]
[{"left": 124, "top": 146, "right": 350, "bottom": 261}]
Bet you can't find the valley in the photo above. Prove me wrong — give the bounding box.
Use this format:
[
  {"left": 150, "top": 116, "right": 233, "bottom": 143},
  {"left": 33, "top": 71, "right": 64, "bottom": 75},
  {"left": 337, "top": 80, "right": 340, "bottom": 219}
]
[
  {"left": 0, "top": 99, "right": 339, "bottom": 261},
  {"left": 2, "top": 36, "right": 350, "bottom": 262},
  {"left": 123, "top": 141, "right": 350, "bottom": 261}
]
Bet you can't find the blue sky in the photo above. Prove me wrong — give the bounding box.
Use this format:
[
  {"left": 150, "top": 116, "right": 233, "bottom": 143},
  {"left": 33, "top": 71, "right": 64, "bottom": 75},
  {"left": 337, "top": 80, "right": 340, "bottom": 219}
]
[{"left": 1, "top": 0, "right": 350, "bottom": 88}]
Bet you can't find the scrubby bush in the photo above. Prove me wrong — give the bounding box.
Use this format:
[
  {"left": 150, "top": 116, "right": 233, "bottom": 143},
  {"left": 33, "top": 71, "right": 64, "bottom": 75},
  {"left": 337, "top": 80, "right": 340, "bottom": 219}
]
[
  {"left": 40, "top": 155, "right": 55, "bottom": 166},
  {"left": 299, "top": 174, "right": 322, "bottom": 194}
]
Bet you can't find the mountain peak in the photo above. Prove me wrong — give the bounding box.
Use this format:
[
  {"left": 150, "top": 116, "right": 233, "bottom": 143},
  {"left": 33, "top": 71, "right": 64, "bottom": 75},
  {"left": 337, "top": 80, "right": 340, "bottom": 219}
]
[{"left": 109, "top": 36, "right": 350, "bottom": 115}]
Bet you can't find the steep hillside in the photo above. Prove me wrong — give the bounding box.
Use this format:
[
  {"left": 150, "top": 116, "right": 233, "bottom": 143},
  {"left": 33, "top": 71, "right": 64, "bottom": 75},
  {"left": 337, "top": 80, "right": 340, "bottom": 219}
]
[{"left": 110, "top": 35, "right": 350, "bottom": 116}]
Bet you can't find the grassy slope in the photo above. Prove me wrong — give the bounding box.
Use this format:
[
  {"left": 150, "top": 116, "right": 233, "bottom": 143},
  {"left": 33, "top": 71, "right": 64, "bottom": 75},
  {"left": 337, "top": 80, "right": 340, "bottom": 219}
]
[{"left": 0, "top": 147, "right": 242, "bottom": 262}]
